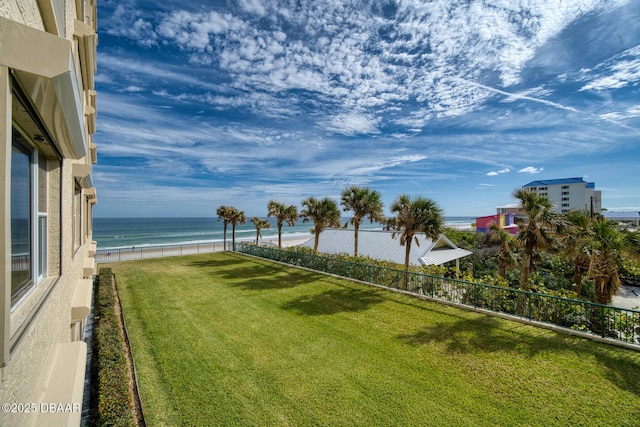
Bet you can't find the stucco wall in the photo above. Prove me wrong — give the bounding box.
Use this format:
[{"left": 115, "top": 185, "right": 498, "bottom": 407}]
[
  {"left": 0, "top": 159, "right": 92, "bottom": 427},
  {"left": 0, "top": 0, "right": 45, "bottom": 30},
  {"left": 0, "top": 0, "right": 96, "bottom": 425}
]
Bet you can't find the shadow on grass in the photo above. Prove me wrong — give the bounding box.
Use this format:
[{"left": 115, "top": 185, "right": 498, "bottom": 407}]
[
  {"left": 186, "top": 252, "right": 322, "bottom": 290},
  {"left": 398, "top": 314, "right": 568, "bottom": 355},
  {"left": 230, "top": 269, "right": 322, "bottom": 290},
  {"left": 281, "top": 286, "right": 386, "bottom": 315},
  {"left": 398, "top": 307, "right": 640, "bottom": 397},
  {"left": 594, "top": 346, "right": 640, "bottom": 397}
]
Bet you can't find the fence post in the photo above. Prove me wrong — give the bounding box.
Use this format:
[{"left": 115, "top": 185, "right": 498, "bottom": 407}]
[{"left": 601, "top": 305, "right": 606, "bottom": 338}]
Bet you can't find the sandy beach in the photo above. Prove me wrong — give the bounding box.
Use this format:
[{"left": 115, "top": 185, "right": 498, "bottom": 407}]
[{"left": 95, "top": 233, "right": 314, "bottom": 263}]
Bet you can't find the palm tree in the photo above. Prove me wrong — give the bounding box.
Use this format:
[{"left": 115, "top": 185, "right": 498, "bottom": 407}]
[
  {"left": 340, "top": 186, "right": 385, "bottom": 257},
  {"left": 587, "top": 217, "right": 624, "bottom": 305},
  {"left": 250, "top": 217, "right": 271, "bottom": 245},
  {"left": 623, "top": 230, "right": 640, "bottom": 260},
  {"left": 486, "top": 222, "right": 517, "bottom": 279},
  {"left": 228, "top": 207, "right": 246, "bottom": 250},
  {"left": 390, "top": 194, "right": 444, "bottom": 278},
  {"left": 267, "top": 200, "right": 299, "bottom": 249},
  {"left": 300, "top": 196, "right": 341, "bottom": 253},
  {"left": 562, "top": 210, "right": 593, "bottom": 297},
  {"left": 216, "top": 205, "right": 233, "bottom": 251},
  {"left": 512, "top": 188, "right": 560, "bottom": 291}
]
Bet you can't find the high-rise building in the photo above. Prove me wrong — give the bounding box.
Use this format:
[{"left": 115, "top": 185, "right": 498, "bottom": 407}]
[
  {"left": 522, "top": 177, "right": 601, "bottom": 214},
  {"left": 1, "top": 1, "right": 98, "bottom": 425}
]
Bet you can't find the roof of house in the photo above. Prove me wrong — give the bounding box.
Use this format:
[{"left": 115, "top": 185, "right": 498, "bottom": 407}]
[
  {"left": 299, "top": 228, "right": 472, "bottom": 266},
  {"left": 523, "top": 177, "right": 588, "bottom": 187}
]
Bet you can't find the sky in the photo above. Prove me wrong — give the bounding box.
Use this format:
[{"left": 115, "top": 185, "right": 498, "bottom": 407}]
[{"left": 93, "top": 0, "right": 640, "bottom": 218}]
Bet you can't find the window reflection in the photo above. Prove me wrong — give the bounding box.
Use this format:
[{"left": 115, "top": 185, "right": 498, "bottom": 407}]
[{"left": 11, "top": 134, "right": 32, "bottom": 305}]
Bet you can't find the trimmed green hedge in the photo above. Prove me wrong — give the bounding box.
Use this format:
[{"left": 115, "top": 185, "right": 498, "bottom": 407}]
[{"left": 90, "top": 267, "right": 136, "bottom": 427}]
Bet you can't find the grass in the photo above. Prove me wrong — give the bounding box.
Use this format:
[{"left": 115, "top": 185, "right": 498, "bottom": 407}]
[{"left": 105, "top": 252, "right": 640, "bottom": 426}]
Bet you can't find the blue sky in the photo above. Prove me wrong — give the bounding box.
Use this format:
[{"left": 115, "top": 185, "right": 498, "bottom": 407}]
[{"left": 93, "top": 0, "right": 640, "bottom": 218}]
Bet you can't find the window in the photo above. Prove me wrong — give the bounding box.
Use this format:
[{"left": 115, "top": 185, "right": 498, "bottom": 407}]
[
  {"left": 73, "top": 180, "right": 82, "bottom": 250},
  {"left": 37, "top": 155, "right": 48, "bottom": 280},
  {"left": 11, "top": 135, "right": 32, "bottom": 306},
  {"left": 10, "top": 130, "right": 52, "bottom": 307}
]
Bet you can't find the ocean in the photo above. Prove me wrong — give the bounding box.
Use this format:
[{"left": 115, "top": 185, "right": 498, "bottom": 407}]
[{"left": 92, "top": 217, "right": 475, "bottom": 250}]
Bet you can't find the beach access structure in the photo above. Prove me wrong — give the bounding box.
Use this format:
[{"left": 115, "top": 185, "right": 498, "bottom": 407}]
[{"left": 236, "top": 243, "right": 640, "bottom": 350}]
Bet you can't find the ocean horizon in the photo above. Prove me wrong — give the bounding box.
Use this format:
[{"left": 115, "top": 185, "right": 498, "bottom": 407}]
[{"left": 93, "top": 216, "right": 476, "bottom": 250}]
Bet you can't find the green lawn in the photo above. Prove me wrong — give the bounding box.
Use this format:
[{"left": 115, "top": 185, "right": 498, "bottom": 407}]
[{"left": 106, "top": 252, "right": 640, "bottom": 426}]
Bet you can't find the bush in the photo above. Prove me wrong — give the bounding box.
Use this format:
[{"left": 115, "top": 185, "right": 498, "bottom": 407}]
[{"left": 90, "top": 268, "right": 137, "bottom": 427}]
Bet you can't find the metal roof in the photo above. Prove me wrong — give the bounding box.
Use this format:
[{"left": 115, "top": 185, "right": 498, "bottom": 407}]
[
  {"left": 299, "top": 229, "right": 472, "bottom": 266},
  {"left": 523, "top": 177, "right": 586, "bottom": 187}
]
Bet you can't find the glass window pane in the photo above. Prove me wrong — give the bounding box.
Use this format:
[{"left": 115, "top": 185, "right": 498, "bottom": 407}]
[
  {"left": 11, "top": 139, "right": 32, "bottom": 305},
  {"left": 38, "top": 154, "right": 47, "bottom": 212},
  {"left": 38, "top": 215, "right": 47, "bottom": 279}
]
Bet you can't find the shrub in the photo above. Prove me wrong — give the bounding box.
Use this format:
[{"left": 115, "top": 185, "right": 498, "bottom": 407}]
[{"left": 90, "top": 268, "right": 136, "bottom": 427}]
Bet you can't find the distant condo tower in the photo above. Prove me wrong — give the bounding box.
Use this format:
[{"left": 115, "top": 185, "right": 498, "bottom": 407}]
[
  {"left": 1, "top": 1, "right": 99, "bottom": 426},
  {"left": 522, "top": 177, "right": 602, "bottom": 215}
]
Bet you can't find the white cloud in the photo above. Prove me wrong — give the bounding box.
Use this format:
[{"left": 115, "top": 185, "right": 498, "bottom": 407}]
[
  {"left": 579, "top": 45, "right": 640, "bottom": 92},
  {"left": 518, "top": 166, "right": 544, "bottom": 174},
  {"left": 486, "top": 168, "right": 510, "bottom": 176}
]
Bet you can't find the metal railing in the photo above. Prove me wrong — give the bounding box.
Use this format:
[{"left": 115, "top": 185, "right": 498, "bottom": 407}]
[
  {"left": 96, "top": 242, "right": 227, "bottom": 263},
  {"left": 236, "top": 243, "right": 640, "bottom": 347}
]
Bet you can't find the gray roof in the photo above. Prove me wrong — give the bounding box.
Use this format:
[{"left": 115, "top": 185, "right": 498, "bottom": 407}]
[{"left": 299, "top": 228, "right": 472, "bottom": 266}]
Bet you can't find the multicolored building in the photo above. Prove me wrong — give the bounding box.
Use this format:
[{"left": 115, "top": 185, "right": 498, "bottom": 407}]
[{"left": 475, "top": 213, "right": 518, "bottom": 235}]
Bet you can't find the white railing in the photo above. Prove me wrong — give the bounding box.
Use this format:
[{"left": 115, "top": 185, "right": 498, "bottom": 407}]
[{"left": 95, "top": 242, "right": 228, "bottom": 263}]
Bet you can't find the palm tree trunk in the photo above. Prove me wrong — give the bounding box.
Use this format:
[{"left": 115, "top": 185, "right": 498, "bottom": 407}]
[
  {"left": 313, "top": 228, "right": 320, "bottom": 253},
  {"left": 277, "top": 224, "right": 282, "bottom": 249},
  {"left": 516, "top": 247, "right": 533, "bottom": 316},
  {"left": 403, "top": 239, "right": 412, "bottom": 290},
  {"left": 223, "top": 223, "right": 228, "bottom": 251},
  {"left": 573, "top": 267, "right": 582, "bottom": 297},
  {"left": 354, "top": 221, "right": 360, "bottom": 257},
  {"left": 498, "top": 259, "right": 506, "bottom": 278},
  {"left": 520, "top": 247, "right": 533, "bottom": 291}
]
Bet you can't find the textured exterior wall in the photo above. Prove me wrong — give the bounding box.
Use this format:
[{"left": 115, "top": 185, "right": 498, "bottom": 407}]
[
  {"left": 0, "top": 0, "right": 45, "bottom": 30},
  {"left": 0, "top": 0, "right": 97, "bottom": 425}
]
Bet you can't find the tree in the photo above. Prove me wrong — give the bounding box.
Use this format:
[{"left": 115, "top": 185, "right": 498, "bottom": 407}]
[
  {"left": 267, "top": 200, "right": 299, "bottom": 249},
  {"left": 623, "top": 230, "right": 640, "bottom": 260},
  {"left": 250, "top": 217, "right": 271, "bottom": 245},
  {"left": 228, "top": 207, "right": 246, "bottom": 250},
  {"left": 513, "top": 189, "right": 561, "bottom": 291},
  {"left": 390, "top": 194, "right": 444, "bottom": 280},
  {"left": 588, "top": 217, "right": 624, "bottom": 305},
  {"left": 216, "top": 205, "right": 233, "bottom": 251},
  {"left": 561, "top": 210, "right": 593, "bottom": 297},
  {"left": 340, "top": 186, "right": 385, "bottom": 257},
  {"left": 486, "top": 222, "right": 517, "bottom": 279},
  {"left": 300, "top": 197, "right": 341, "bottom": 253}
]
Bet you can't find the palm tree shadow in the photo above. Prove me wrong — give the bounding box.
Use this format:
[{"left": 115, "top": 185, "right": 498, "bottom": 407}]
[
  {"left": 398, "top": 313, "right": 572, "bottom": 356},
  {"left": 281, "top": 287, "right": 386, "bottom": 315},
  {"left": 398, "top": 312, "right": 640, "bottom": 397},
  {"left": 594, "top": 347, "right": 640, "bottom": 397},
  {"left": 230, "top": 269, "right": 321, "bottom": 290}
]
